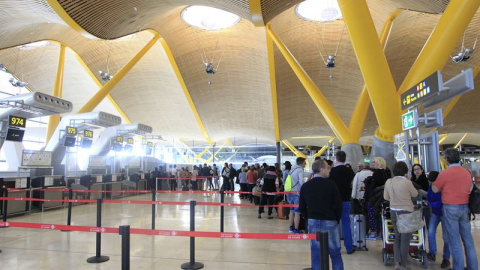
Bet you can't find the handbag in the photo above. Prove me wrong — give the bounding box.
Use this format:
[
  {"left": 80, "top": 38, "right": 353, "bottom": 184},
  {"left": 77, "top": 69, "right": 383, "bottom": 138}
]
[
  {"left": 396, "top": 209, "right": 425, "bottom": 233},
  {"left": 252, "top": 185, "right": 262, "bottom": 197},
  {"left": 390, "top": 179, "right": 425, "bottom": 233}
]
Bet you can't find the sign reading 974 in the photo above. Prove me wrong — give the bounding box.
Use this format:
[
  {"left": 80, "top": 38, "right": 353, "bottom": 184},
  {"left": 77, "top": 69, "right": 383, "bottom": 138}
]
[
  {"left": 66, "top": 126, "right": 77, "bottom": 135},
  {"left": 8, "top": 115, "right": 26, "bottom": 128}
]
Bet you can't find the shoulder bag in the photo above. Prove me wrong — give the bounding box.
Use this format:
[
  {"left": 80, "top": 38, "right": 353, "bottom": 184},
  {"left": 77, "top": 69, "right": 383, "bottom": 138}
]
[{"left": 391, "top": 179, "right": 425, "bottom": 233}]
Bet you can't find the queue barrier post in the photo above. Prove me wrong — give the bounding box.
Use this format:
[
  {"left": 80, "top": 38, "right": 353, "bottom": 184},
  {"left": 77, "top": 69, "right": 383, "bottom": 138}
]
[
  {"left": 319, "top": 231, "right": 329, "bottom": 270},
  {"left": 62, "top": 188, "right": 73, "bottom": 232},
  {"left": 181, "top": 200, "right": 204, "bottom": 270},
  {"left": 151, "top": 189, "right": 156, "bottom": 230},
  {"left": 87, "top": 199, "right": 110, "bottom": 263},
  {"left": 0, "top": 189, "right": 7, "bottom": 227},
  {"left": 220, "top": 189, "right": 224, "bottom": 232},
  {"left": 119, "top": 225, "right": 130, "bottom": 270}
]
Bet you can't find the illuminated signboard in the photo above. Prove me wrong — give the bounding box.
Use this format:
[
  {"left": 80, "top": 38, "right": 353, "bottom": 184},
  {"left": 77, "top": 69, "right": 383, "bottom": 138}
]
[
  {"left": 116, "top": 136, "right": 123, "bottom": 143},
  {"left": 66, "top": 126, "right": 77, "bottom": 136},
  {"left": 84, "top": 130, "right": 93, "bottom": 138},
  {"left": 402, "top": 111, "right": 418, "bottom": 130},
  {"left": 8, "top": 115, "right": 26, "bottom": 128},
  {"left": 400, "top": 71, "right": 442, "bottom": 110},
  {"left": 6, "top": 128, "right": 25, "bottom": 142},
  {"left": 126, "top": 138, "right": 134, "bottom": 145},
  {"left": 147, "top": 142, "right": 153, "bottom": 147}
]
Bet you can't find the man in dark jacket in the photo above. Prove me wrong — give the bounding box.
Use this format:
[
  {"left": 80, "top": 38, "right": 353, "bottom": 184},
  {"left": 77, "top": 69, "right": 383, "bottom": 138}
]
[
  {"left": 300, "top": 159, "right": 344, "bottom": 270},
  {"left": 329, "top": 150, "right": 355, "bottom": 254}
]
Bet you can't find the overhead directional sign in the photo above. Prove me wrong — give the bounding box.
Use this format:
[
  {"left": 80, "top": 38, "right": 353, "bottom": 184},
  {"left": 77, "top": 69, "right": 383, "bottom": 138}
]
[
  {"left": 8, "top": 115, "right": 26, "bottom": 128},
  {"left": 402, "top": 111, "right": 418, "bottom": 130},
  {"left": 401, "top": 71, "right": 442, "bottom": 110}
]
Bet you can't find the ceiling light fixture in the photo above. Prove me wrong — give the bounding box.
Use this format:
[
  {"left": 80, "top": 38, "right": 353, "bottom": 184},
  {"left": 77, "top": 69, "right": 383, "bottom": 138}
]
[
  {"left": 98, "top": 70, "right": 113, "bottom": 82},
  {"left": 181, "top": 6, "right": 240, "bottom": 31},
  {"left": 295, "top": 0, "right": 342, "bottom": 22}
]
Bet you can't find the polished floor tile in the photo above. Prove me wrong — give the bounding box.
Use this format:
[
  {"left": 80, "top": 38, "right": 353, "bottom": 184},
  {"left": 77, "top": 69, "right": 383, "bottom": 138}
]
[{"left": 0, "top": 191, "right": 479, "bottom": 269}]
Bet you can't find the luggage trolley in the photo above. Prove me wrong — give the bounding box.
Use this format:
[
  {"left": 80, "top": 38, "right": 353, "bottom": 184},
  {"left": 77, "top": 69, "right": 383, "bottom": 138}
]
[{"left": 381, "top": 202, "right": 428, "bottom": 269}]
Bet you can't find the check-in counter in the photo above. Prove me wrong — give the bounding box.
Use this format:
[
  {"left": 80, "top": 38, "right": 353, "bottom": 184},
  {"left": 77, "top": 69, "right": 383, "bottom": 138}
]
[
  {"left": 78, "top": 174, "right": 104, "bottom": 200},
  {"left": 104, "top": 174, "right": 122, "bottom": 199},
  {"left": 129, "top": 173, "right": 146, "bottom": 190},
  {"left": 31, "top": 175, "right": 66, "bottom": 211},
  {"left": 0, "top": 177, "right": 30, "bottom": 215}
]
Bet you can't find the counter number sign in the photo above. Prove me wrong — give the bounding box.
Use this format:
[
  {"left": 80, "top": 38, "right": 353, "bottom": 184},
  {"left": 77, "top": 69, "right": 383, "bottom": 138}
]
[
  {"left": 66, "top": 126, "right": 77, "bottom": 135},
  {"left": 84, "top": 130, "right": 93, "bottom": 138},
  {"left": 9, "top": 115, "right": 26, "bottom": 128},
  {"left": 127, "top": 138, "right": 134, "bottom": 145},
  {"left": 116, "top": 136, "right": 123, "bottom": 143}
]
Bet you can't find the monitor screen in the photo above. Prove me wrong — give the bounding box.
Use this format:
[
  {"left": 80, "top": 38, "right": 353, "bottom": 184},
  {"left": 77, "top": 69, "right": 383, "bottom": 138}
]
[
  {"left": 112, "top": 143, "right": 123, "bottom": 152},
  {"left": 81, "top": 138, "right": 92, "bottom": 148},
  {"left": 145, "top": 147, "right": 152, "bottom": 155},
  {"left": 6, "top": 128, "right": 25, "bottom": 142},
  {"left": 124, "top": 144, "right": 133, "bottom": 152},
  {"left": 63, "top": 136, "right": 76, "bottom": 147}
]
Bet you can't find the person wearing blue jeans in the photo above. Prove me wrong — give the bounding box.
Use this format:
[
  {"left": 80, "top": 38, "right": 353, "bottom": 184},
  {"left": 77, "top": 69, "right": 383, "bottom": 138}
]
[
  {"left": 426, "top": 171, "right": 450, "bottom": 269},
  {"left": 329, "top": 150, "right": 355, "bottom": 254},
  {"left": 309, "top": 219, "right": 343, "bottom": 270},
  {"left": 300, "top": 160, "right": 344, "bottom": 270},
  {"left": 433, "top": 148, "right": 478, "bottom": 270},
  {"left": 442, "top": 204, "right": 477, "bottom": 270}
]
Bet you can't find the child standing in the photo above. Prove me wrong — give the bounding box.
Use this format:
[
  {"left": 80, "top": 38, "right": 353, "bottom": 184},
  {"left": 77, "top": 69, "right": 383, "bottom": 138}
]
[{"left": 426, "top": 171, "right": 451, "bottom": 269}]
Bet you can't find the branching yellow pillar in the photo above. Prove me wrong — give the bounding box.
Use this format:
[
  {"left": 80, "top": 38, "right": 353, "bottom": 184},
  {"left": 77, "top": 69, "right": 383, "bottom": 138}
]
[
  {"left": 248, "top": 0, "right": 264, "bottom": 27},
  {"left": 314, "top": 137, "right": 336, "bottom": 157},
  {"left": 45, "top": 44, "right": 65, "bottom": 145},
  {"left": 348, "top": 10, "right": 402, "bottom": 142},
  {"left": 267, "top": 24, "right": 353, "bottom": 145},
  {"left": 282, "top": 140, "right": 307, "bottom": 159},
  {"left": 338, "top": 0, "right": 400, "bottom": 142},
  {"left": 266, "top": 28, "right": 280, "bottom": 142},
  {"left": 398, "top": 0, "right": 480, "bottom": 95},
  {"left": 78, "top": 34, "right": 160, "bottom": 113}
]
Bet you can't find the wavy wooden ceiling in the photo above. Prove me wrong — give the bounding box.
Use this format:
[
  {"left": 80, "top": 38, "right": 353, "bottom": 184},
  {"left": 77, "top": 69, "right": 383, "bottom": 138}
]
[{"left": 0, "top": 0, "right": 479, "bottom": 147}]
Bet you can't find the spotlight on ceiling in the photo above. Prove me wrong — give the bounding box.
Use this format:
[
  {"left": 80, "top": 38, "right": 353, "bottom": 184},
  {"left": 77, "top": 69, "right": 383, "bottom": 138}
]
[
  {"left": 205, "top": 62, "right": 216, "bottom": 75},
  {"left": 9, "top": 77, "right": 28, "bottom": 88},
  {"left": 99, "top": 70, "right": 113, "bottom": 82},
  {"left": 326, "top": 55, "right": 335, "bottom": 68},
  {"left": 451, "top": 48, "right": 474, "bottom": 63}
]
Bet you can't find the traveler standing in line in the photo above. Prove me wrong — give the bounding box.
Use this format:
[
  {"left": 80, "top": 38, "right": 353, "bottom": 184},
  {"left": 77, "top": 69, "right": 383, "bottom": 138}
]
[
  {"left": 212, "top": 164, "right": 220, "bottom": 190},
  {"left": 201, "top": 163, "right": 210, "bottom": 191},
  {"left": 300, "top": 159, "right": 343, "bottom": 270},
  {"left": 329, "top": 151, "right": 355, "bottom": 254},
  {"left": 238, "top": 167, "right": 248, "bottom": 199},
  {"left": 221, "top": 162, "right": 230, "bottom": 191},
  {"left": 425, "top": 171, "right": 451, "bottom": 269},
  {"left": 282, "top": 161, "right": 292, "bottom": 185},
  {"left": 258, "top": 166, "right": 279, "bottom": 219},
  {"left": 411, "top": 164, "right": 429, "bottom": 192},
  {"left": 351, "top": 162, "right": 373, "bottom": 201},
  {"left": 383, "top": 161, "right": 419, "bottom": 270},
  {"left": 433, "top": 148, "right": 477, "bottom": 270},
  {"left": 365, "top": 157, "right": 389, "bottom": 240},
  {"left": 229, "top": 163, "right": 236, "bottom": 191},
  {"left": 246, "top": 166, "right": 258, "bottom": 203},
  {"left": 287, "top": 157, "right": 306, "bottom": 233}
]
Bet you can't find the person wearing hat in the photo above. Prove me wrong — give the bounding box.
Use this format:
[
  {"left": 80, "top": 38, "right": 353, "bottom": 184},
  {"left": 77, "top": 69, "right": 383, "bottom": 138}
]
[{"left": 282, "top": 161, "right": 292, "bottom": 183}]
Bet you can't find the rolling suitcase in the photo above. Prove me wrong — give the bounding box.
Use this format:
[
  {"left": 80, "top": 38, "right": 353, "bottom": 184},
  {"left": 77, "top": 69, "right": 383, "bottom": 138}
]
[
  {"left": 277, "top": 199, "right": 290, "bottom": 219},
  {"left": 350, "top": 214, "right": 368, "bottom": 251}
]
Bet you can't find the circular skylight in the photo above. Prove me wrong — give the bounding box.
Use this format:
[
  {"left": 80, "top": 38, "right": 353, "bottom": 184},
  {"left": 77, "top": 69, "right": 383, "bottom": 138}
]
[
  {"left": 295, "top": 0, "right": 343, "bottom": 22},
  {"left": 181, "top": 6, "right": 240, "bottom": 31}
]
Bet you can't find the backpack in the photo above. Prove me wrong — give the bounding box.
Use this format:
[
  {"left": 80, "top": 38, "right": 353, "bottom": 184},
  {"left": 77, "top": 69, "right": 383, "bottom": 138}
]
[
  {"left": 362, "top": 175, "right": 375, "bottom": 201},
  {"left": 284, "top": 168, "right": 299, "bottom": 192},
  {"left": 469, "top": 184, "right": 480, "bottom": 220}
]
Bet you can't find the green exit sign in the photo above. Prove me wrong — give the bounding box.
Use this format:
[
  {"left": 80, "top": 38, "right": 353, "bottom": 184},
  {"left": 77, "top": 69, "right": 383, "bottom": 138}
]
[{"left": 402, "top": 111, "right": 418, "bottom": 130}]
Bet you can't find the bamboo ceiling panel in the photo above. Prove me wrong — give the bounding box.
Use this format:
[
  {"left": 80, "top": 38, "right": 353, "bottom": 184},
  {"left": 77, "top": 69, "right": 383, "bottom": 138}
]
[
  {"left": 156, "top": 10, "right": 274, "bottom": 141},
  {"left": 386, "top": 0, "right": 449, "bottom": 14},
  {"left": 56, "top": 0, "right": 250, "bottom": 39},
  {"left": 260, "top": 0, "right": 303, "bottom": 24}
]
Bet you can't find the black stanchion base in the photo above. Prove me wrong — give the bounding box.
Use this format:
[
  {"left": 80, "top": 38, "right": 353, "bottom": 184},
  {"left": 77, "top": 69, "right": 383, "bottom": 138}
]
[
  {"left": 60, "top": 230, "right": 71, "bottom": 232},
  {"left": 87, "top": 255, "right": 110, "bottom": 263},
  {"left": 302, "top": 268, "right": 312, "bottom": 270},
  {"left": 180, "top": 262, "right": 204, "bottom": 270}
]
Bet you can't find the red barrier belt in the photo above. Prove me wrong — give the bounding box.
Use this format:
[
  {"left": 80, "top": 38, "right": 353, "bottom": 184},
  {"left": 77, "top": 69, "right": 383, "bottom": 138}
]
[
  {"left": 196, "top": 202, "right": 297, "bottom": 208},
  {"left": 103, "top": 200, "right": 190, "bottom": 206},
  {"left": 156, "top": 177, "right": 205, "bottom": 180},
  {"left": 0, "top": 197, "right": 96, "bottom": 203},
  {"left": 0, "top": 221, "right": 118, "bottom": 233}
]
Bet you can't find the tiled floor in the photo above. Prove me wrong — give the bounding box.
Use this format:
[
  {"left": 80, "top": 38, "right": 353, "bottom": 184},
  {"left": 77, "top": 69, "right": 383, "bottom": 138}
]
[{"left": 0, "top": 191, "right": 479, "bottom": 269}]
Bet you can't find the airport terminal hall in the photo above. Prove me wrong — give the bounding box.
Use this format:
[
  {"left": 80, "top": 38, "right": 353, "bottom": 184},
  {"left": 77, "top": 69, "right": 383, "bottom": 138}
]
[{"left": 1, "top": 0, "right": 480, "bottom": 269}]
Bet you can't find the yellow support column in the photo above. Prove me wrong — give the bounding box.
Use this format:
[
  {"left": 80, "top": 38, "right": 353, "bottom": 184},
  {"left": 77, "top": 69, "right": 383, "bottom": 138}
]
[
  {"left": 282, "top": 140, "right": 307, "bottom": 159},
  {"left": 398, "top": 0, "right": 480, "bottom": 94},
  {"left": 348, "top": 10, "right": 402, "bottom": 142},
  {"left": 267, "top": 25, "right": 353, "bottom": 145},
  {"left": 78, "top": 34, "right": 160, "bottom": 113},
  {"left": 266, "top": 27, "right": 280, "bottom": 143},
  {"left": 248, "top": 0, "right": 264, "bottom": 27},
  {"left": 45, "top": 44, "right": 66, "bottom": 145},
  {"left": 314, "top": 137, "right": 336, "bottom": 157},
  {"left": 337, "top": 0, "right": 401, "bottom": 142},
  {"left": 454, "top": 133, "right": 469, "bottom": 149}
]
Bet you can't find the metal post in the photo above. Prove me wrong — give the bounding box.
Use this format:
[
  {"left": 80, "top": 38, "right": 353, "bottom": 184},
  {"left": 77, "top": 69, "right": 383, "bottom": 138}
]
[
  {"left": 276, "top": 142, "right": 281, "bottom": 165},
  {"left": 1, "top": 189, "right": 7, "bottom": 223},
  {"left": 87, "top": 199, "right": 109, "bottom": 263},
  {"left": 181, "top": 201, "right": 204, "bottom": 270},
  {"left": 220, "top": 189, "right": 224, "bottom": 232},
  {"left": 151, "top": 189, "right": 156, "bottom": 230},
  {"left": 62, "top": 188, "right": 73, "bottom": 232},
  {"left": 319, "top": 231, "right": 329, "bottom": 270},
  {"left": 119, "top": 225, "right": 130, "bottom": 270}
]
